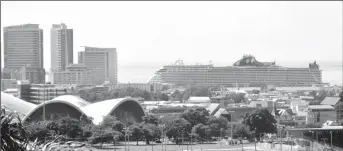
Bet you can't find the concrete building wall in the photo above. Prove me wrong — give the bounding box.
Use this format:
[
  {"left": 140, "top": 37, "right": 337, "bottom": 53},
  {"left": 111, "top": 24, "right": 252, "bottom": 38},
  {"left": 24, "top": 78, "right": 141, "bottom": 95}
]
[
  {"left": 51, "top": 64, "right": 92, "bottom": 85},
  {"left": 335, "top": 102, "right": 343, "bottom": 122},
  {"left": 115, "top": 83, "right": 151, "bottom": 92},
  {"left": 11, "top": 66, "right": 45, "bottom": 84},
  {"left": 81, "top": 47, "right": 117, "bottom": 85},
  {"left": 78, "top": 51, "right": 84, "bottom": 64},
  {"left": 307, "top": 110, "right": 336, "bottom": 124},
  {"left": 1, "top": 79, "right": 17, "bottom": 91}
]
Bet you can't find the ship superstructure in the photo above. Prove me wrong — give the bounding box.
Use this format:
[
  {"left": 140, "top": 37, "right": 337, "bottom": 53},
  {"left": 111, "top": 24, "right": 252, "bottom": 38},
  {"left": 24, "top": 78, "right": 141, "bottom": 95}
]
[{"left": 150, "top": 55, "right": 322, "bottom": 87}]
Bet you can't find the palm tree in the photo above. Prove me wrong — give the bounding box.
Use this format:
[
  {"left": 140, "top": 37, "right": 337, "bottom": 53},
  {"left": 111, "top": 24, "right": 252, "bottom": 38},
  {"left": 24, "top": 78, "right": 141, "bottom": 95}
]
[{"left": 1, "top": 108, "right": 30, "bottom": 151}]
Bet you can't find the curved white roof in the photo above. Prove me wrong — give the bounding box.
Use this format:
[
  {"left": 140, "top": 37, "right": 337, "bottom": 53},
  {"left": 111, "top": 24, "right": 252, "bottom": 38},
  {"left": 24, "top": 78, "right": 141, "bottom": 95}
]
[
  {"left": 1, "top": 92, "right": 37, "bottom": 118},
  {"left": 23, "top": 95, "right": 88, "bottom": 122},
  {"left": 81, "top": 98, "right": 146, "bottom": 125},
  {"left": 52, "top": 95, "right": 90, "bottom": 108}
]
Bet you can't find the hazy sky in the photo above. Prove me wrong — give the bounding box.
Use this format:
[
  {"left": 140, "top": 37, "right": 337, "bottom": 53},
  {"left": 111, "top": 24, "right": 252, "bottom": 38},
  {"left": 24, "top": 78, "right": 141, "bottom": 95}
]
[{"left": 1, "top": 1, "right": 342, "bottom": 83}]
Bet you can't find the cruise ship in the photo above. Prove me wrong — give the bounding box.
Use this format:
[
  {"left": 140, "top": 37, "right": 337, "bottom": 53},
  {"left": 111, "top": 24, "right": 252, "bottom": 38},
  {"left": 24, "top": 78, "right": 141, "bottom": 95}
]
[{"left": 149, "top": 55, "right": 323, "bottom": 87}]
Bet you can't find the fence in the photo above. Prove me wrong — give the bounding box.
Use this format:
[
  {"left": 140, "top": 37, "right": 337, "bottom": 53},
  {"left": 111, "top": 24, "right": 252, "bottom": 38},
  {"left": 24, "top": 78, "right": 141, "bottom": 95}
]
[{"left": 257, "top": 141, "right": 343, "bottom": 151}]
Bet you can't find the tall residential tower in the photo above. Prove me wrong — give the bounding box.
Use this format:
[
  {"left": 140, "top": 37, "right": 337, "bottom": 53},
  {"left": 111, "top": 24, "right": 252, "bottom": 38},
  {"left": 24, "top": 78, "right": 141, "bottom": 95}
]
[{"left": 50, "top": 23, "right": 73, "bottom": 71}]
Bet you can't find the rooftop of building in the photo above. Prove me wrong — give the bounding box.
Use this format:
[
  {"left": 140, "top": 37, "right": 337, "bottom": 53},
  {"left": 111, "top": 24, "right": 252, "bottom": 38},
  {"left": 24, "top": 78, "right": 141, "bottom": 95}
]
[
  {"left": 308, "top": 105, "right": 335, "bottom": 110},
  {"left": 188, "top": 96, "right": 211, "bottom": 102},
  {"left": 4, "top": 24, "right": 40, "bottom": 30},
  {"left": 321, "top": 97, "right": 341, "bottom": 106}
]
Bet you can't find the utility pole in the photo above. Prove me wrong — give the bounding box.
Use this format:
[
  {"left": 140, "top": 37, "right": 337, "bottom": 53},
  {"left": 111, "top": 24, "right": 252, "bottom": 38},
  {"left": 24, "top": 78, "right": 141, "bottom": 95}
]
[
  {"left": 43, "top": 84, "right": 46, "bottom": 121},
  {"left": 182, "top": 132, "right": 184, "bottom": 151},
  {"left": 220, "top": 128, "right": 223, "bottom": 148},
  {"left": 254, "top": 138, "right": 256, "bottom": 151},
  {"left": 330, "top": 130, "right": 333, "bottom": 147},
  {"left": 124, "top": 128, "right": 127, "bottom": 151},
  {"left": 241, "top": 134, "right": 244, "bottom": 151}
]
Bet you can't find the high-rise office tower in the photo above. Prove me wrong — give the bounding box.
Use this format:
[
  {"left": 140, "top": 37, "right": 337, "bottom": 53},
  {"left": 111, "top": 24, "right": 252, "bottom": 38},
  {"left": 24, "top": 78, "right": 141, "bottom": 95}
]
[
  {"left": 3, "top": 24, "right": 44, "bottom": 69},
  {"left": 79, "top": 46, "right": 117, "bottom": 85},
  {"left": 3, "top": 24, "right": 45, "bottom": 84},
  {"left": 50, "top": 23, "right": 73, "bottom": 71}
]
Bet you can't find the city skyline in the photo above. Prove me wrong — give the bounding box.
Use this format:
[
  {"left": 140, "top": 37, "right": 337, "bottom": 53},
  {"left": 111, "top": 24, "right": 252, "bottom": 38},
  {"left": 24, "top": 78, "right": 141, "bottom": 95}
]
[{"left": 1, "top": 1, "right": 342, "bottom": 84}]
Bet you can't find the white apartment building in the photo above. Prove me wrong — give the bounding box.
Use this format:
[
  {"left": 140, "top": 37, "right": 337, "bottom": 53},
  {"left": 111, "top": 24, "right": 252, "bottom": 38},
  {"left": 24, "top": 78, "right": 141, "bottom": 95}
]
[
  {"left": 51, "top": 64, "right": 92, "bottom": 85},
  {"left": 79, "top": 46, "right": 117, "bottom": 85},
  {"left": 51, "top": 23, "right": 73, "bottom": 71}
]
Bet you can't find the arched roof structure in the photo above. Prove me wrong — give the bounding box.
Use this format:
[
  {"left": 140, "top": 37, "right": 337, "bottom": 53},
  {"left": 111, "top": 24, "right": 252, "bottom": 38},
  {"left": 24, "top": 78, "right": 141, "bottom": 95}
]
[
  {"left": 1, "top": 92, "right": 145, "bottom": 125},
  {"left": 23, "top": 95, "right": 88, "bottom": 123},
  {"left": 1, "top": 92, "right": 37, "bottom": 119},
  {"left": 81, "top": 98, "right": 146, "bottom": 125},
  {"left": 51, "top": 95, "right": 90, "bottom": 108}
]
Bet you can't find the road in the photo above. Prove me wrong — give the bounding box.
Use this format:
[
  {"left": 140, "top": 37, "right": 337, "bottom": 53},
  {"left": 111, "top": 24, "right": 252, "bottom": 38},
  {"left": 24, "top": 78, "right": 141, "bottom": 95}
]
[{"left": 92, "top": 142, "right": 264, "bottom": 151}]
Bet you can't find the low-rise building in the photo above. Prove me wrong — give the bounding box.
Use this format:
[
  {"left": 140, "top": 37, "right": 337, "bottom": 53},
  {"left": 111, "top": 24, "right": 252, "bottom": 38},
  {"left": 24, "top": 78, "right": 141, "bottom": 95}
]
[
  {"left": 321, "top": 97, "right": 343, "bottom": 123},
  {"left": 1, "top": 79, "right": 17, "bottom": 91},
  {"left": 115, "top": 83, "right": 151, "bottom": 92},
  {"left": 92, "top": 85, "right": 109, "bottom": 94},
  {"left": 188, "top": 97, "right": 211, "bottom": 105},
  {"left": 114, "top": 83, "right": 165, "bottom": 93},
  {"left": 51, "top": 64, "right": 92, "bottom": 85},
  {"left": 11, "top": 65, "right": 45, "bottom": 84},
  {"left": 290, "top": 98, "right": 309, "bottom": 114},
  {"left": 277, "top": 109, "right": 295, "bottom": 126},
  {"left": 3, "top": 88, "right": 18, "bottom": 97},
  {"left": 307, "top": 105, "right": 336, "bottom": 124},
  {"left": 17, "top": 83, "right": 68, "bottom": 104},
  {"left": 1, "top": 68, "right": 13, "bottom": 79}
]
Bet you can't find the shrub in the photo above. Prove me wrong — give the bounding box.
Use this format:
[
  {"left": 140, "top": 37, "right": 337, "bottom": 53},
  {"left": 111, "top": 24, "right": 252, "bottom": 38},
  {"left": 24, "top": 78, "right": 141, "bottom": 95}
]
[
  {"left": 56, "top": 117, "right": 83, "bottom": 138},
  {"left": 1, "top": 109, "right": 29, "bottom": 151}
]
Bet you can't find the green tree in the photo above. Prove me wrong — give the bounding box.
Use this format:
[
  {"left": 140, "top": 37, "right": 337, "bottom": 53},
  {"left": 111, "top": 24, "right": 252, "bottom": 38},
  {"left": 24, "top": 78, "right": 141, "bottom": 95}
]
[
  {"left": 181, "top": 108, "right": 210, "bottom": 127},
  {"left": 142, "top": 115, "right": 159, "bottom": 126},
  {"left": 243, "top": 109, "right": 277, "bottom": 140},
  {"left": 89, "top": 116, "right": 123, "bottom": 147},
  {"left": 252, "top": 89, "right": 260, "bottom": 94},
  {"left": 129, "top": 124, "right": 143, "bottom": 145},
  {"left": 182, "top": 91, "right": 192, "bottom": 101},
  {"left": 99, "top": 116, "right": 124, "bottom": 132},
  {"left": 208, "top": 116, "right": 228, "bottom": 137},
  {"left": 25, "top": 121, "right": 51, "bottom": 143},
  {"left": 204, "top": 125, "right": 211, "bottom": 142},
  {"left": 233, "top": 124, "right": 252, "bottom": 139},
  {"left": 159, "top": 93, "right": 169, "bottom": 101},
  {"left": 315, "top": 90, "right": 327, "bottom": 102},
  {"left": 165, "top": 118, "right": 191, "bottom": 144},
  {"left": 171, "top": 90, "right": 183, "bottom": 101},
  {"left": 230, "top": 93, "right": 246, "bottom": 103},
  {"left": 192, "top": 87, "right": 210, "bottom": 97},
  {"left": 90, "top": 126, "right": 122, "bottom": 148},
  {"left": 142, "top": 123, "right": 160, "bottom": 145},
  {"left": 56, "top": 117, "right": 83, "bottom": 138},
  {"left": 190, "top": 124, "right": 211, "bottom": 142},
  {"left": 142, "top": 91, "right": 151, "bottom": 100}
]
